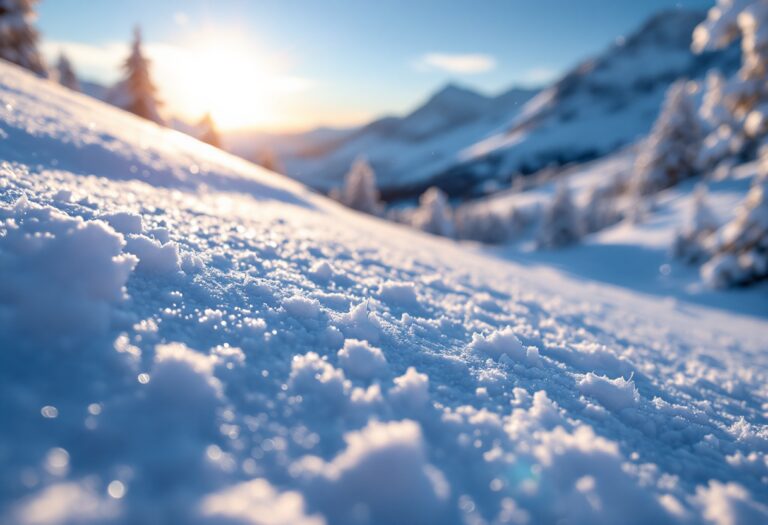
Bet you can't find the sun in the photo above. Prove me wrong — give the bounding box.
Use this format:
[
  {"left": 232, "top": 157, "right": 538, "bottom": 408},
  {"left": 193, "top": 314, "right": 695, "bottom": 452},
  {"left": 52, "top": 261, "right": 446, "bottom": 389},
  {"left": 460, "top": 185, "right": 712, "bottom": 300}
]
[{"left": 156, "top": 35, "right": 302, "bottom": 130}]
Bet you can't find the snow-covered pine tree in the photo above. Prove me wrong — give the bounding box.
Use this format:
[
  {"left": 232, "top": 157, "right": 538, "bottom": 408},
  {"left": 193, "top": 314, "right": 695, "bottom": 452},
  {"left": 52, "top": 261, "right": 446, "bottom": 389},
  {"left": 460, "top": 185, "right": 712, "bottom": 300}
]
[
  {"left": 339, "top": 158, "right": 382, "bottom": 215},
  {"left": 412, "top": 187, "right": 454, "bottom": 238},
  {"left": 672, "top": 185, "right": 721, "bottom": 263},
  {"left": 196, "top": 112, "right": 221, "bottom": 148},
  {"left": 537, "top": 183, "right": 581, "bottom": 248},
  {"left": 454, "top": 207, "right": 508, "bottom": 244},
  {"left": 631, "top": 81, "right": 702, "bottom": 196},
  {"left": 110, "top": 27, "right": 163, "bottom": 124},
  {"left": 0, "top": 0, "right": 46, "bottom": 76},
  {"left": 55, "top": 52, "right": 79, "bottom": 91},
  {"left": 693, "top": 0, "right": 768, "bottom": 139},
  {"left": 701, "top": 170, "right": 768, "bottom": 287},
  {"left": 581, "top": 183, "right": 623, "bottom": 234}
]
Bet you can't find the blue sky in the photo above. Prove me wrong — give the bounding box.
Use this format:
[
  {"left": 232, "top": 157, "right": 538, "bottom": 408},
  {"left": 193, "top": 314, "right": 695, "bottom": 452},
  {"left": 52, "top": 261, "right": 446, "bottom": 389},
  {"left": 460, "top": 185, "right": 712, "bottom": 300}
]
[{"left": 38, "top": 0, "right": 713, "bottom": 130}]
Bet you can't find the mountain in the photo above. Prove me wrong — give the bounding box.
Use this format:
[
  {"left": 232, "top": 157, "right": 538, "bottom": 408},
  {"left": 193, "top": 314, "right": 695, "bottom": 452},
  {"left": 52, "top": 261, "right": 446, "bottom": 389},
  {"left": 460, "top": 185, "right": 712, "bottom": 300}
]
[
  {"left": 427, "top": 8, "right": 741, "bottom": 197},
  {"left": 2, "top": 58, "right": 768, "bottom": 525},
  {"left": 228, "top": 83, "right": 539, "bottom": 198},
  {"left": 266, "top": 9, "right": 739, "bottom": 201}
]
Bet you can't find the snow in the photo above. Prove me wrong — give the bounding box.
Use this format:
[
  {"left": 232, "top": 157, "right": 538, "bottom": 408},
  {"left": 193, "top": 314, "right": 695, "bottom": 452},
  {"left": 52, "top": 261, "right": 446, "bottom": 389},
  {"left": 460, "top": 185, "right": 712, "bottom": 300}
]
[
  {"left": 337, "top": 339, "right": 388, "bottom": 380},
  {"left": 1, "top": 61, "right": 768, "bottom": 525}
]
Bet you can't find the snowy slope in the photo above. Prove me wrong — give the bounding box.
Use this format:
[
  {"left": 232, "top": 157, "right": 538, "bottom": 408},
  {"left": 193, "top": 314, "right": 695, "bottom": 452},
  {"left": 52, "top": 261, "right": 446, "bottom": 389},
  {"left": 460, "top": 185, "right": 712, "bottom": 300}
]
[
  {"left": 1, "top": 61, "right": 768, "bottom": 525},
  {"left": 267, "top": 83, "right": 538, "bottom": 197}
]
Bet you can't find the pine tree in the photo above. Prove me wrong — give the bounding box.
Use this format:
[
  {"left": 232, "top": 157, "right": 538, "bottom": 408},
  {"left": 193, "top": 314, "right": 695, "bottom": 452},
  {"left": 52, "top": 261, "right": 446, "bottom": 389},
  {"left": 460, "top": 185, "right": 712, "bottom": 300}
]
[
  {"left": 413, "top": 187, "right": 454, "bottom": 238},
  {"left": 701, "top": 170, "right": 768, "bottom": 287},
  {"left": 581, "top": 183, "right": 622, "bottom": 234},
  {"left": 0, "top": 0, "right": 47, "bottom": 76},
  {"left": 537, "top": 184, "right": 581, "bottom": 248},
  {"left": 631, "top": 81, "right": 702, "bottom": 195},
  {"left": 672, "top": 185, "right": 720, "bottom": 263},
  {"left": 693, "top": 0, "right": 768, "bottom": 138},
  {"left": 110, "top": 27, "right": 163, "bottom": 124},
  {"left": 197, "top": 112, "right": 221, "bottom": 148},
  {"left": 56, "top": 52, "right": 79, "bottom": 91},
  {"left": 339, "top": 158, "right": 382, "bottom": 215}
]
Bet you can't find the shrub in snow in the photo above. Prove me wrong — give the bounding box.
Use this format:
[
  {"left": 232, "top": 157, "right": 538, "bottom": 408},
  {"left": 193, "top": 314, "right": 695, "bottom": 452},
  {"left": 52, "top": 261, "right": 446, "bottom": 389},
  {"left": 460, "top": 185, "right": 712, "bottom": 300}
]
[
  {"left": 700, "top": 172, "right": 768, "bottom": 287},
  {"left": 0, "top": 0, "right": 46, "bottom": 76},
  {"left": 672, "top": 185, "right": 721, "bottom": 263},
  {"left": 338, "top": 157, "right": 382, "bottom": 215},
  {"left": 200, "top": 479, "right": 324, "bottom": 525},
  {"left": 337, "top": 339, "right": 388, "bottom": 380},
  {"left": 108, "top": 27, "right": 164, "bottom": 124},
  {"left": 412, "top": 186, "right": 455, "bottom": 237},
  {"left": 631, "top": 81, "right": 702, "bottom": 195},
  {"left": 295, "top": 419, "right": 449, "bottom": 525},
  {"left": 537, "top": 183, "right": 582, "bottom": 248},
  {"left": 196, "top": 112, "right": 221, "bottom": 148},
  {"left": 0, "top": 197, "right": 136, "bottom": 345}
]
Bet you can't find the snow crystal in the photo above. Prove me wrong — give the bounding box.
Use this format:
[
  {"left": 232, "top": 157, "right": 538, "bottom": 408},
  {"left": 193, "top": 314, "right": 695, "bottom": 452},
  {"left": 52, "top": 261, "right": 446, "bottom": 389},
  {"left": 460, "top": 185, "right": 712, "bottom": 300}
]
[
  {"left": 337, "top": 300, "right": 382, "bottom": 342},
  {"left": 100, "top": 211, "right": 143, "bottom": 235},
  {"left": 337, "top": 339, "right": 388, "bottom": 380},
  {"left": 467, "top": 326, "right": 536, "bottom": 363},
  {"left": 378, "top": 280, "right": 421, "bottom": 310},
  {"left": 283, "top": 295, "right": 321, "bottom": 319},
  {"left": 124, "top": 234, "right": 181, "bottom": 274},
  {"left": 295, "top": 419, "right": 449, "bottom": 525},
  {"left": 577, "top": 372, "right": 639, "bottom": 411}
]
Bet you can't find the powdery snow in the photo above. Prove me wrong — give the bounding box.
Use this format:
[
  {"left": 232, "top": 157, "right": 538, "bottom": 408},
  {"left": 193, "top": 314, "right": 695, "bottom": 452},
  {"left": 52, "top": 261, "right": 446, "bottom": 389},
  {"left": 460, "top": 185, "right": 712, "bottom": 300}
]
[{"left": 1, "top": 61, "right": 767, "bottom": 525}]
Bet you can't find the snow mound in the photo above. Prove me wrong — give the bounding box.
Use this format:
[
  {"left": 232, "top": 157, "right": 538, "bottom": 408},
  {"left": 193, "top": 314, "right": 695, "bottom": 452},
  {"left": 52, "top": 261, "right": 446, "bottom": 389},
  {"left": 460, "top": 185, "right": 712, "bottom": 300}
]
[
  {"left": 337, "top": 339, "right": 388, "bottom": 380},
  {"left": 577, "top": 372, "right": 640, "bottom": 411},
  {"left": 294, "top": 419, "right": 449, "bottom": 525}
]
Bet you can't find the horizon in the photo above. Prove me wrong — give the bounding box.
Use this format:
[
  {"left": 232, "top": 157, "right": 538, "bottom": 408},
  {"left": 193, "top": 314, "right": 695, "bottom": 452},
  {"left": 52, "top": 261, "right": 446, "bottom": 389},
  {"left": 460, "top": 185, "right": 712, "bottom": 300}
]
[{"left": 38, "top": 0, "right": 712, "bottom": 132}]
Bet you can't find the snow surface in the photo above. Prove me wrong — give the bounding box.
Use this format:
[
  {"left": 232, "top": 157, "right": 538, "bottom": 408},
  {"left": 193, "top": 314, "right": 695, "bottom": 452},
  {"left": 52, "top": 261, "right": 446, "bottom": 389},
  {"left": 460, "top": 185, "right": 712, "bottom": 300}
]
[{"left": 1, "top": 61, "right": 768, "bottom": 525}]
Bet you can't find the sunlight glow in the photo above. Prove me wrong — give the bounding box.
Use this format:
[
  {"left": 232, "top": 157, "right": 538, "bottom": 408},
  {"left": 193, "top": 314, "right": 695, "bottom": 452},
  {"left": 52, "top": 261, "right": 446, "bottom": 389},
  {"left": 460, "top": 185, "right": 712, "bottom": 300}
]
[{"left": 155, "top": 35, "right": 310, "bottom": 130}]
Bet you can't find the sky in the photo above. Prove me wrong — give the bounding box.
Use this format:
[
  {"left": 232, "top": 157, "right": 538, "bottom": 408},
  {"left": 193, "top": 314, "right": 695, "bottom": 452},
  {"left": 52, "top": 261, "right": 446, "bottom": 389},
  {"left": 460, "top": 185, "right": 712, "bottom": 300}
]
[{"left": 38, "top": 0, "right": 713, "bottom": 132}]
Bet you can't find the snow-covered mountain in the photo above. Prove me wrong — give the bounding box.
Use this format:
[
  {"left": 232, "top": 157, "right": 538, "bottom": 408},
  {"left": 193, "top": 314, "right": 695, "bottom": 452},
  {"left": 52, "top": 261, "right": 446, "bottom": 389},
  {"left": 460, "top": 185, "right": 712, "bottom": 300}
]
[
  {"left": 269, "top": 9, "right": 740, "bottom": 201},
  {"left": 1, "top": 60, "right": 767, "bottom": 525},
  {"left": 244, "top": 83, "right": 538, "bottom": 197},
  {"left": 430, "top": 9, "right": 740, "bottom": 198}
]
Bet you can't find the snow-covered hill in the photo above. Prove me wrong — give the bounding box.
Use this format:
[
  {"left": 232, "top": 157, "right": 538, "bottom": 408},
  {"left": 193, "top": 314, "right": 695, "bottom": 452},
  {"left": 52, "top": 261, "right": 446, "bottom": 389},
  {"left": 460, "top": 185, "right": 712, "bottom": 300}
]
[
  {"left": 251, "top": 83, "right": 538, "bottom": 197},
  {"left": 1, "top": 60, "right": 768, "bottom": 525}
]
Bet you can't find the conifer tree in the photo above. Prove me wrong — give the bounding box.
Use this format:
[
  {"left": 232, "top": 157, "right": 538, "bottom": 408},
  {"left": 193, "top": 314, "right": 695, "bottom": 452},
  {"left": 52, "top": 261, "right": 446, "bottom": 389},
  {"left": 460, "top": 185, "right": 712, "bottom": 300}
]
[
  {"left": 340, "top": 158, "right": 382, "bottom": 215},
  {"left": 197, "top": 112, "right": 221, "bottom": 148},
  {"left": 537, "top": 184, "right": 581, "bottom": 248},
  {"left": 0, "top": 0, "right": 47, "bottom": 76},
  {"left": 632, "top": 81, "right": 702, "bottom": 195},
  {"left": 413, "top": 187, "right": 454, "bottom": 237},
  {"left": 110, "top": 27, "right": 163, "bottom": 124},
  {"left": 56, "top": 52, "right": 79, "bottom": 91}
]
